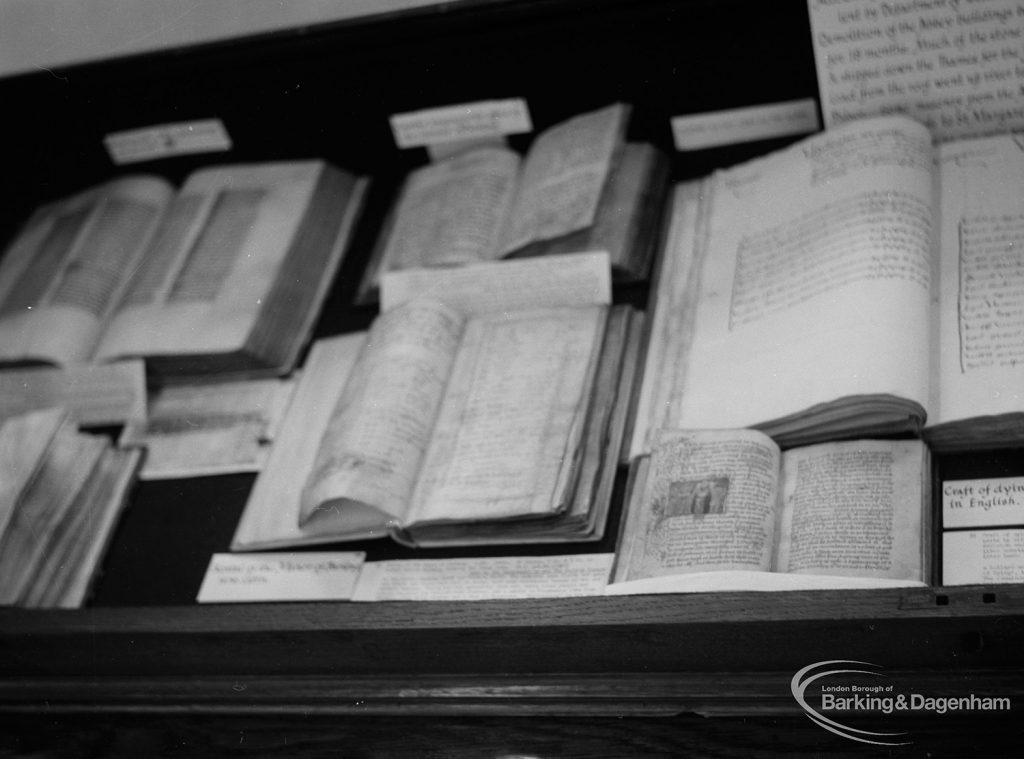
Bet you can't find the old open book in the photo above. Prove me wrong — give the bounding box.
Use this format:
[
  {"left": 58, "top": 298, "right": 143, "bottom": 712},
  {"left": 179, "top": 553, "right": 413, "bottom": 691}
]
[
  {"left": 632, "top": 116, "right": 1024, "bottom": 454},
  {"left": 609, "top": 429, "right": 930, "bottom": 594},
  {"left": 0, "top": 408, "right": 141, "bottom": 608},
  {"left": 233, "top": 253, "right": 639, "bottom": 549},
  {"left": 0, "top": 160, "right": 366, "bottom": 378},
  {"left": 358, "top": 103, "right": 669, "bottom": 299}
]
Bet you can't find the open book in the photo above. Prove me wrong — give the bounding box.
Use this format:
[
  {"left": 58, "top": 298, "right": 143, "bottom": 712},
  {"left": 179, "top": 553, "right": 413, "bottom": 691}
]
[
  {"left": 358, "top": 103, "right": 669, "bottom": 299},
  {"left": 0, "top": 408, "right": 141, "bottom": 607},
  {"left": 233, "top": 253, "right": 640, "bottom": 549},
  {"left": 609, "top": 429, "right": 930, "bottom": 594},
  {"left": 632, "top": 116, "right": 1024, "bottom": 454},
  {"left": 0, "top": 160, "right": 366, "bottom": 378}
]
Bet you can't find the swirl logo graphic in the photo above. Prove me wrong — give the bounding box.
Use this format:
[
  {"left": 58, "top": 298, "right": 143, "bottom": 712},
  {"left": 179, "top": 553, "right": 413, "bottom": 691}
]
[{"left": 791, "top": 660, "right": 910, "bottom": 746}]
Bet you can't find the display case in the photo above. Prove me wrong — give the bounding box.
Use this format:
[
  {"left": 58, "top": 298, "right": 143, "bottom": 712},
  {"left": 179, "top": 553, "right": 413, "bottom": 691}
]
[{"left": 1, "top": 0, "right": 1022, "bottom": 754}]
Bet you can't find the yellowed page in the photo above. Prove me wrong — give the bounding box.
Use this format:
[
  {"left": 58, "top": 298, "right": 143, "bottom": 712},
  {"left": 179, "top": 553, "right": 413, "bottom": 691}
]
[
  {"left": 380, "top": 250, "right": 611, "bottom": 315},
  {"left": 498, "top": 103, "right": 628, "bottom": 254},
  {"left": 380, "top": 147, "right": 519, "bottom": 274},
  {"left": 406, "top": 306, "right": 605, "bottom": 524},
  {"left": 774, "top": 439, "right": 927, "bottom": 582},
  {"left": 612, "top": 429, "right": 781, "bottom": 585},
  {"left": 933, "top": 134, "right": 1024, "bottom": 425},
  {"left": 95, "top": 162, "right": 324, "bottom": 360},
  {"left": 677, "top": 116, "right": 935, "bottom": 430},
  {"left": 300, "top": 300, "right": 465, "bottom": 526},
  {"left": 230, "top": 333, "right": 368, "bottom": 550},
  {"left": 0, "top": 177, "right": 171, "bottom": 365}
]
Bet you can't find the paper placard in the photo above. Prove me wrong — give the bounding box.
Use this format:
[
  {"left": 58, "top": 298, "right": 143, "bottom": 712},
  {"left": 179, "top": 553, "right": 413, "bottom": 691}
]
[
  {"left": 0, "top": 360, "right": 146, "bottom": 427},
  {"left": 380, "top": 251, "right": 611, "bottom": 314},
  {"left": 390, "top": 99, "right": 532, "bottom": 148},
  {"left": 808, "top": 0, "right": 1024, "bottom": 141},
  {"left": 352, "top": 553, "right": 615, "bottom": 601},
  {"left": 671, "top": 99, "right": 820, "bottom": 151},
  {"left": 197, "top": 552, "right": 365, "bottom": 603},
  {"left": 943, "top": 477, "right": 1024, "bottom": 529},
  {"left": 944, "top": 530, "right": 1024, "bottom": 585},
  {"left": 104, "top": 119, "right": 233, "bottom": 165}
]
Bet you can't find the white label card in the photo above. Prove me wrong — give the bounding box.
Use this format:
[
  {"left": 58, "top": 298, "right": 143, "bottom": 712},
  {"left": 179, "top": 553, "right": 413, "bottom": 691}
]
[
  {"left": 390, "top": 99, "right": 532, "bottom": 148},
  {"left": 943, "top": 477, "right": 1024, "bottom": 529},
  {"left": 808, "top": 0, "right": 1024, "bottom": 140},
  {"left": 671, "top": 99, "right": 820, "bottom": 151},
  {"left": 197, "top": 552, "right": 365, "bottom": 603},
  {"left": 104, "top": 119, "right": 233, "bottom": 165},
  {"left": 352, "top": 553, "right": 615, "bottom": 601},
  {"left": 944, "top": 530, "right": 1024, "bottom": 585}
]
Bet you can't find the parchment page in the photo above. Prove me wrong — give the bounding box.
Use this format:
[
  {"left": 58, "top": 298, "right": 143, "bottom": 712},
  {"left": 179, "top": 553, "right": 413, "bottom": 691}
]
[
  {"left": 677, "top": 116, "right": 935, "bottom": 430},
  {"left": 809, "top": 0, "right": 1024, "bottom": 140},
  {"left": 0, "top": 408, "right": 66, "bottom": 541},
  {"left": 353, "top": 554, "right": 614, "bottom": 601},
  {"left": 230, "top": 333, "right": 367, "bottom": 550},
  {"left": 379, "top": 147, "right": 519, "bottom": 275},
  {"left": 96, "top": 162, "right": 324, "bottom": 360},
  {"left": 0, "top": 177, "right": 171, "bottom": 365},
  {"left": 612, "top": 429, "right": 781, "bottom": 585},
  {"left": 405, "top": 306, "right": 604, "bottom": 524},
  {"left": 498, "top": 103, "right": 628, "bottom": 254},
  {"left": 933, "top": 134, "right": 1024, "bottom": 424},
  {"left": 301, "top": 300, "right": 465, "bottom": 526},
  {"left": 775, "top": 439, "right": 927, "bottom": 581},
  {"left": 120, "top": 376, "right": 294, "bottom": 479},
  {"left": 381, "top": 251, "right": 611, "bottom": 315}
]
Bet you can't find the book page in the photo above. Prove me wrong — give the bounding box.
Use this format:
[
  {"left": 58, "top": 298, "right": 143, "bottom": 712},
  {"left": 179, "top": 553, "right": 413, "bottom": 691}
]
[
  {"left": 0, "top": 408, "right": 66, "bottom": 541},
  {"left": 301, "top": 300, "right": 465, "bottom": 527},
  {"left": 676, "top": 116, "right": 935, "bottom": 430},
  {"left": 230, "top": 333, "right": 368, "bottom": 550},
  {"left": 933, "top": 134, "right": 1024, "bottom": 425},
  {"left": 498, "top": 103, "right": 628, "bottom": 254},
  {"left": 379, "top": 147, "right": 520, "bottom": 274},
  {"left": 95, "top": 162, "right": 325, "bottom": 361},
  {"left": 612, "top": 429, "right": 781, "bottom": 585},
  {"left": 0, "top": 177, "right": 171, "bottom": 364},
  {"left": 775, "top": 439, "right": 927, "bottom": 581},
  {"left": 405, "top": 306, "right": 605, "bottom": 524},
  {"left": 381, "top": 251, "right": 611, "bottom": 314},
  {"left": 119, "top": 376, "right": 294, "bottom": 479}
]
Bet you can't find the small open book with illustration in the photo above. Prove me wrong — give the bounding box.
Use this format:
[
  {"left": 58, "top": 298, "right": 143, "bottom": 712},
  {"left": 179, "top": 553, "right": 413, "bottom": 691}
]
[
  {"left": 632, "top": 116, "right": 1024, "bottom": 454},
  {"left": 232, "top": 252, "right": 639, "bottom": 549},
  {"left": 0, "top": 160, "right": 366, "bottom": 378},
  {"left": 358, "top": 102, "right": 669, "bottom": 298},
  {"left": 609, "top": 429, "right": 930, "bottom": 594}
]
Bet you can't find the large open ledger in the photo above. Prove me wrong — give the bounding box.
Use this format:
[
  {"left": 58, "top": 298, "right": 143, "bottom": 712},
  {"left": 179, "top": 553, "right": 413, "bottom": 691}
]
[
  {"left": 632, "top": 116, "right": 1024, "bottom": 454},
  {"left": 0, "top": 161, "right": 366, "bottom": 378}
]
